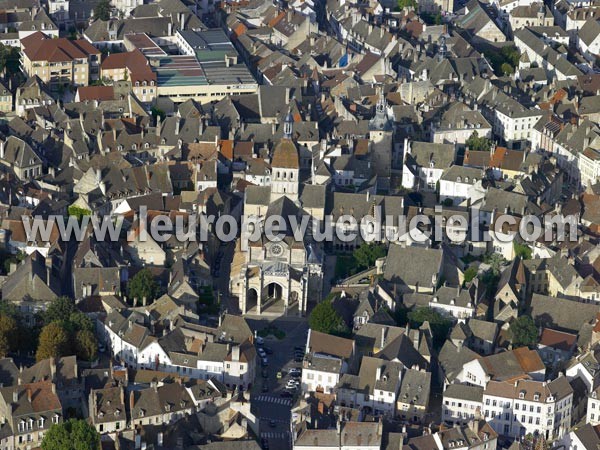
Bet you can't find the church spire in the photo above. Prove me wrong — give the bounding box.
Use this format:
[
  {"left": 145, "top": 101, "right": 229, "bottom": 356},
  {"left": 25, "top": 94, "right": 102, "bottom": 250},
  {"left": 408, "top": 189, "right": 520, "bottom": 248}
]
[
  {"left": 369, "top": 86, "right": 392, "bottom": 131},
  {"left": 284, "top": 108, "right": 294, "bottom": 139}
]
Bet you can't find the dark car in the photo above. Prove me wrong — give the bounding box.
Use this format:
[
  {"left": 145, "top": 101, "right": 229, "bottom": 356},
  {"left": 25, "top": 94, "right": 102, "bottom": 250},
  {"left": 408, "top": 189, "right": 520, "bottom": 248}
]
[
  {"left": 262, "top": 368, "right": 268, "bottom": 378},
  {"left": 280, "top": 391, "right": 293, "bottom": 398},
  {"left": 261, "top": 438, "right": 269, "bottom": 449},
  {"left": 269, "top": 419, "right": 277, "bottom": 428},
  {"left": 263, "top": 346, "right": 274, "bottom": 355},
  {"left": 294, "top": 356, "right": 303, "bottom": 363},
  {"left": 262, "top": 382, "right": 269, "bottom": 393}
]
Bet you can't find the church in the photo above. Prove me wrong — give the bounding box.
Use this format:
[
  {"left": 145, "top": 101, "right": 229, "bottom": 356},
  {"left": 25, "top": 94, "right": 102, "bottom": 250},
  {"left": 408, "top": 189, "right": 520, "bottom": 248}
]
[{"left": 230, "top": 111, "right": 325, "bottom": 316}]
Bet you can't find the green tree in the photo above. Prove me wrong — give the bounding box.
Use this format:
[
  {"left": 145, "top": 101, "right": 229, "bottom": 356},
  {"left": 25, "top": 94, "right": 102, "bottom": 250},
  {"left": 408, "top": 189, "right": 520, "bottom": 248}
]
[
  {"left": 513, "top": 242, "right": 532, "bottom": 260},
  {"left": 74, "top": 329, "right": 98, "bottom": 362},
  {"left": 36, "top": 322, "right": 71, "bottom": 361},
  {"left": 151, "top": 106, "right": 166, "bottom": 122},
  {"left": 127, "top": 268, "right": 160, "bottom": 305},
  {"left": 352, "top": 243, "right": 387, "bottom": 271},
  {"left": 396, "top": 0, "right": 417, "bottom": 9},
  {"left": 94, "top": 0, "right": 112, "bottom": 21},
  {"left": 0, "top": 314, "right": 17, "bottom": 356},
  {"left": 407, "top": 307, "right": 452, "bottom": 348},
  {"left": 465, "top": 131, "right": 492, "bottom": 152},
  {"left": 42, "top": 419, "right": 100, "bottom": 450},
  {"left": 0, "top": 44, "right": 21, "bottom": 76},
  {"left": 308, "top": 300, "right": 349, "bottom": 337},
  {"left": 463, "top": 266, "right": 478, "bottom": 283},
  {"left": 43, "top": 297, "right": 77, "bottom": 325},
  {"left": 501, "top": 62, "right": 514, "bottom": 75},
  {"left": 509, "top": 315, "right": 539, "bottom": 348},
  {"left": 67, "top": 205, "right": 91, "bottom": 221},
  {"left": 500, "top": 45, "right": 521, "bottom": 67}
]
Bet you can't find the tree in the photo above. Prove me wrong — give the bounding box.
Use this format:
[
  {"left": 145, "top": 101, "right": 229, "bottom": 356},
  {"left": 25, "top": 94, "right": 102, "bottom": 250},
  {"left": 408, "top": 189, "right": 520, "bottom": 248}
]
[
  {"left": 0, "top": 314, "right": 17, "bottom": 357},
  {"left": 67, "top": 205, "right": 91, "bottom": 221},
  {"left": 0, "top": 44, "right": 21, "bottom": 76},
  {"left": 501, "top": 62, "right": 514, "bottom": 75},
  {"left": 465, "top": 131, "right": 492, "bottom": 152},
  {"left": 127, "top": 268, "right": 160, "bottom": 305},
  {"left": 463, "top": 267, "right": 478, "bottom": 283},
  {"left": 513, "top": 242, "right": 532, "bottom": 260},
  {"left": 94, "top": 0, "right": 112, "bottom": 21},
  {"left": 407, "top": 307, "right": 452, "bottom": 348},
  {"left": 36, "top": 322, "right": 71, "bottom": 361},
  {"left": 396, "top": 0, "right": 417, "bottom": 9},
  {"left": 309, "top": 300, "right": 349, "bottom": 337},
  {"left": 43, "top": 297, "right": 77, "bottom": 325},
  {"left": 42, "top": 419, "right": 100, "bottom": 450},
  {"left": 352, "top": 243, "right": 387, "bottom": 271},
  {"left": 74, "top": 329, "right": 98, "bottom": 362},
  {"left": 510, "top": 316, "right": 539, "bottom": 348}
]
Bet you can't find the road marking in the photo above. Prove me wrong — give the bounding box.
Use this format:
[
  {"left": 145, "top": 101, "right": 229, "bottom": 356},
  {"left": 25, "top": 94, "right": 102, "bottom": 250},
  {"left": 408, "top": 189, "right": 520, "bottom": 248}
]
[
  {"left": 255, "top": 395, "right": 292, "bottom": 406},
  {"left": 261, "top": 432, "right": 288, "bottom": 439}
]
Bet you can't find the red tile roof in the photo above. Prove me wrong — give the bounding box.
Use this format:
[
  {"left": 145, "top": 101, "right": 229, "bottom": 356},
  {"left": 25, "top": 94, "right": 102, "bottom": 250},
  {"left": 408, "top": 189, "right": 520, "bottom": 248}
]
[
  {"left": 77, "top": 85, "right": 115, "bottom": 101},
  {"left": 101, "top": 49, "right": 156, "bottom": 84},
  {"left": 22, "top": 31, "right": 99, "bottom": 62},
  {"left": 539, "top": 328, "right": 577, "bottom": 351}
]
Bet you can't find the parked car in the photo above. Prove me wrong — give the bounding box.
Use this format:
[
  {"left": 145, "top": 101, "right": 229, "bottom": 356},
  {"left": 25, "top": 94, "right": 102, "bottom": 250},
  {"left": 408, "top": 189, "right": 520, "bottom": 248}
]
[
  {"left": 261, "top": 357, "right": 268, "bottom": 367},
  {"left": 263, "top": 346, "right": 273, "bottom": 355},
  {"left": 262, "top": 382, "right": 269, "bottom": 393},
  {"left": 261, "top": 438, "right": 269, "bottom": 450},
  {"left": 256, "top": 336, "right": 265, "bottom": 345},
  {"left": 289, "top": 368, "right": 301, "bottom": 378},
  {"left": 286, "top": 380, "right": 299, "bottom": 389},
  {"left": 262, "top": 368, "right": 268, "bottom": 378},
  {"left": 257, "top": 348, "right": 266, "bottom": 358},
  {"left": 269, "top": 420, "right": 277, "bottom": 428},
  {"left": 280, "top": 391, "right": 293, "bottom": 398},
  {"left": 276, "top": 371, "right": 283, "bottom": 379}
]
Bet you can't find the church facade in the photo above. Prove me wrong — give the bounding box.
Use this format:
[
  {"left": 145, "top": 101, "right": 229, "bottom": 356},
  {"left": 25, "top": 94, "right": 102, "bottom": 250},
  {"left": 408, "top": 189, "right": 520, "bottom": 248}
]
[{"left": 230, "top": 112, "right": 324, "bottom": 316}]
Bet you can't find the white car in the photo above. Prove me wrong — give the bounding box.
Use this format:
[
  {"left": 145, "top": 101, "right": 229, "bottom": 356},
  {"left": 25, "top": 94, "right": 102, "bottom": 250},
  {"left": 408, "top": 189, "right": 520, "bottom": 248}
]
[
  {"left": 256, "top": 336, "right": 265, "bottom": 345},
  {"left": 257, "top": 348, "right": 266, "bottom": 358},
  {"left": 286, "top": 380, "right": 300, "bottom": 388}
]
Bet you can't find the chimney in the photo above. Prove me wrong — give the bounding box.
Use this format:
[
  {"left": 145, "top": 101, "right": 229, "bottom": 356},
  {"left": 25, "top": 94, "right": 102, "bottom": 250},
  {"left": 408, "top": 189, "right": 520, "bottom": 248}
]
[
  {"left": 0, "top": 140, "right": 4, "bottom": 159},
  {"left": 376, "top": 365, "right": 382, "bottom": 380},
  {"left": 232, "top": 345, "right": 240, "bottom": 361},
  {"left": 380, "top": 327, "right": 386, "bottom": 348},
  {"left": 12, "top": 390, "right": 18, "bottom": 403},
  {"left": 129, "top": 391, "right": 135, "bottom": 415},
  {"left": 27, "top": 388, "right": 32, "bottom": 403},
  {"left": 50, "top": 358, "right": 56, "bottom": 380},
  {"left": 175, "top": 118, "right": 180, "bottom": 135}
]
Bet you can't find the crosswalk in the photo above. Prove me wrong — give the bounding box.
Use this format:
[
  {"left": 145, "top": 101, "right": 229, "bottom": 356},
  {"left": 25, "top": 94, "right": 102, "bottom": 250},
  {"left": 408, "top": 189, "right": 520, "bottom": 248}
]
[
  {"left": 254, "top": 395, "right": 292, "bottom": 406},
  {"left": 261, "top": 431, "right": 288, "bottom": 439}
]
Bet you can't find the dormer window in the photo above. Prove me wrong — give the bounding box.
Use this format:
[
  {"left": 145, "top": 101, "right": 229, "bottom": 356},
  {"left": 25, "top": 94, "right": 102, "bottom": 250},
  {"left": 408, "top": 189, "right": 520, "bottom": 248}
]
[
  {"left": 534, "top": 393, "right": 540, "bottom": 401},
  {"left": 464, "top": 177, "right": 469, "bottom": 182},
  {"left": 519, "top": 391, "right": 525, "bottom": 399},
  {"left": 456, "top": 176, "right": 462, "bottom": 182},
  {"left": 139, "top": 410, "right": 145, "bottom": 417},
  {"left": 52, "top": 414, "right": 59, "bottom": 424}
]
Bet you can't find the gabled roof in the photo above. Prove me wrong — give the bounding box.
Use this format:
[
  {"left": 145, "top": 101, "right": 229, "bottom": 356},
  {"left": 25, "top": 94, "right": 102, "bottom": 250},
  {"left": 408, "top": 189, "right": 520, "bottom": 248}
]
[{"left": 21, "top": 31, "right": 99, "bottom": 62}]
